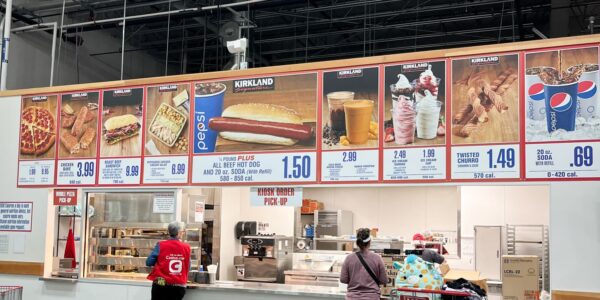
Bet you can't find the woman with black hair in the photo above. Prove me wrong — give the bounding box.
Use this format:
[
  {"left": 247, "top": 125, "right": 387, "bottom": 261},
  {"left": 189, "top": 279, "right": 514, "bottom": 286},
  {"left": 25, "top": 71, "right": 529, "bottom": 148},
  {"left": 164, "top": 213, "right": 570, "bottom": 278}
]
[{"left": 340, "top": 228, "right": 388, "bottom": 300}]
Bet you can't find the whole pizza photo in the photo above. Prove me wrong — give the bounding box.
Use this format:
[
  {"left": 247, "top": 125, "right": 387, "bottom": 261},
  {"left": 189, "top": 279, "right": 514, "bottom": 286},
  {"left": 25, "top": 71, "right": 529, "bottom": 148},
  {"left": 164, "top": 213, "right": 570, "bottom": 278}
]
[{"left": 19, "top": 95, "right": 59, "bottom": 160}]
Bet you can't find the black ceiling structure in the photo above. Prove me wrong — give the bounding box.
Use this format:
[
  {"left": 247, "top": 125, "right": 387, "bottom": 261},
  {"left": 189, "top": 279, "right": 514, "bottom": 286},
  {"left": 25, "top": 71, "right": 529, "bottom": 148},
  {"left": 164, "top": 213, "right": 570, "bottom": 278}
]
[{"left": 6, "top": 0, "right": 600, "bottom": 76}]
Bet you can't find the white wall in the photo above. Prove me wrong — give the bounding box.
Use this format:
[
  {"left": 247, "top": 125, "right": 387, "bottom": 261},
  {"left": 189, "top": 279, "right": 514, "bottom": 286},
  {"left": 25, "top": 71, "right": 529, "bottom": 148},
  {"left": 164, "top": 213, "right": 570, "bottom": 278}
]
[
  {"left": 460, "top": 185, "right": 550, "bottom": 238},
  {"left": 7, "top": 19, "right": 171, "bottom": 90},
  {"left": 550, "top": 182, "right": 600, "bottom": 293},
  {"left": 303, "top": 186, "right": 460, "bottom": 239},
  {"left": 456, "top": 185, "right": 550, "bottom": 270},
  {"left": 0, "top": 96, "right": 49, "bottom": 262}
]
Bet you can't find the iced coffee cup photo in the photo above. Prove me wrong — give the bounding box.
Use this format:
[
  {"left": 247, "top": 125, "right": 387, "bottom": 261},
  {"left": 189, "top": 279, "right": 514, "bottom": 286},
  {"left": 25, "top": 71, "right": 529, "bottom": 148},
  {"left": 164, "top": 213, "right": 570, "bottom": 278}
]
[
  {"left": 322, "top": 67, "right": 380, "bottom": 150},
  {"left": 384, "top": 61, "right": 446, "bottom": 148}
]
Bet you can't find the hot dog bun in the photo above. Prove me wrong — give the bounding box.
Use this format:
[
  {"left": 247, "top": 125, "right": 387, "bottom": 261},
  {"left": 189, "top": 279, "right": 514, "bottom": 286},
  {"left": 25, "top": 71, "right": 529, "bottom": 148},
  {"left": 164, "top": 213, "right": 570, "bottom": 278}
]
[
  {"left": 219, "top": 131, "right": 298, "bottom": 146},
  {"left": 222, "top": 103, "right": 303, "bottom": 124}
]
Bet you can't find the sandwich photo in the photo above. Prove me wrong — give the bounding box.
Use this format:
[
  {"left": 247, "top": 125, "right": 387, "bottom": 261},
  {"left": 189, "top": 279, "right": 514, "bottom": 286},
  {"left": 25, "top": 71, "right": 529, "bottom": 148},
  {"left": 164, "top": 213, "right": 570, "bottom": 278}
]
[
  {"left": 208, "top": 103, "right": 313, "bottom": 146},
  {"left": 103, "top": 114, "right": 141, "bottom": 145}
]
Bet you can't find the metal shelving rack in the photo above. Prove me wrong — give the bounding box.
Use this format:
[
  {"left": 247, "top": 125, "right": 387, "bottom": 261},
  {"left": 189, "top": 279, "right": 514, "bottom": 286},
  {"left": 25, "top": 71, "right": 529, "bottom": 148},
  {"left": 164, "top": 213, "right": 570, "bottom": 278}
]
[{"left": 506, "top": 224, "right": 549, "bottom": 292}]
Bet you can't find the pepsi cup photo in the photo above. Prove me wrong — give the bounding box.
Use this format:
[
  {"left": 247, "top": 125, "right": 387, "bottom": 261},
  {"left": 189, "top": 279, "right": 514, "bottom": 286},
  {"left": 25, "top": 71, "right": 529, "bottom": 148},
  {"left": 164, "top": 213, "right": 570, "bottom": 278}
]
[
  {"left": 525, "top": 47, "right": 600, "bottom": 142},
  {"left": 193, "top": 82, "right": 226, "bottom": 153},
  {"left": 544, "top": 82, "right": 578, "bottom": 132},
  {"left": 525, "top": 70, "right": 546, "bottom": 121},
  {"left": 572, "top": 65, "right": 599, "bottom": 120}
]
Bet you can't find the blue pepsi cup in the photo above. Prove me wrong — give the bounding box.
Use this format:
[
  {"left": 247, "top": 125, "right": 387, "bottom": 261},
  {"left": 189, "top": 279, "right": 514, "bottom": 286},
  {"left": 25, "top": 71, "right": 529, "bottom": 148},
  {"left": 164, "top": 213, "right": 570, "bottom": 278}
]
[
  {"left": 193, "top": 82, "right": 227, "bottom": 153},
  {"left": 544, "top": 81, "right": 578, "bottom": 132}
]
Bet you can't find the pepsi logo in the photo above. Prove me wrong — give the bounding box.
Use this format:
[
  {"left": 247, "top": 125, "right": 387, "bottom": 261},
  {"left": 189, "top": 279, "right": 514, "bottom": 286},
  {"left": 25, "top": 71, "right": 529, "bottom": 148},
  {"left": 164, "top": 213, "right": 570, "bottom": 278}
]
[
  {"left": 578, "top": 81, "right": 597, "bottom": 99},
  {"left": 550, "top": 92, "right": 573, "bottom": 112},
  {"left": 528, "top": 83, "right": 545, "bottom": 101}
]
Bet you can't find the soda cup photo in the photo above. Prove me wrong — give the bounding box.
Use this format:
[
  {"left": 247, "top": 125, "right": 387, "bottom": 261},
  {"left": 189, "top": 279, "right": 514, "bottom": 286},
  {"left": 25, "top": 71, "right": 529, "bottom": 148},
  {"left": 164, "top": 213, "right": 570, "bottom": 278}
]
[
  {"left": 575, "top": 67, "right": 599, "bottom": 120},
  {"left": 544, "top": 82, "right": 578, "bottom": 132},
  {"left": 193, "top": 82, "right": 227, "bottom": 153},
  {"left": 525, "top": 73, "right": 546, "bottom": 120}
]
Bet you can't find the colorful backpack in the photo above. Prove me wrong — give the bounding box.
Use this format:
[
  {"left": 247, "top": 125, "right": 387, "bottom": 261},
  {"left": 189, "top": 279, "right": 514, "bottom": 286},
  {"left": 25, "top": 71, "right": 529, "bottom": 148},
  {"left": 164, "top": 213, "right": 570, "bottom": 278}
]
[{"left": 393, "top": 254, "right": 444, "bottom": 290}]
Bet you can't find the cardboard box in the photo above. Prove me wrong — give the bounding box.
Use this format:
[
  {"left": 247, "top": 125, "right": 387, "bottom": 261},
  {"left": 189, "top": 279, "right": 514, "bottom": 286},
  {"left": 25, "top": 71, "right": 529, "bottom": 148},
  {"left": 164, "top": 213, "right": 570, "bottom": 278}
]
[
  {"left": 502, "top": 255, "right": 539, "bottom": 300},
  {"left": 381, "top": 255, "right": 403, "bottom": 296}
]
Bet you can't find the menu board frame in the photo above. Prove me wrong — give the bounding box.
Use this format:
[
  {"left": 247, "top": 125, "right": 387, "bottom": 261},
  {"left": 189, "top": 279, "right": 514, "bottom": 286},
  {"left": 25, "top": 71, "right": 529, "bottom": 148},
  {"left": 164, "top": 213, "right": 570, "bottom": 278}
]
[
  {"left": 189, "top": 70, "right": 320, "bottom": 186},
  {"left": 17, "top": 93, "right": 59, "bottom": 187},
  {"left": 13, "top": 39, "right": 600, "bottom": 187},
  {"left": 55, "top": 89, "right": 102, "bottom": 187},
  {"left": 381, "top": 58, "right": 450, "bottom": 183},
  {"left": 522, "top": 44, "right": 600, "bottom": 182},
  {"left": 319, "top": 64, "right": 382, "bottom": 183},
  {"left": 449, "top": 51, "right": 524, "bottom": 182}
]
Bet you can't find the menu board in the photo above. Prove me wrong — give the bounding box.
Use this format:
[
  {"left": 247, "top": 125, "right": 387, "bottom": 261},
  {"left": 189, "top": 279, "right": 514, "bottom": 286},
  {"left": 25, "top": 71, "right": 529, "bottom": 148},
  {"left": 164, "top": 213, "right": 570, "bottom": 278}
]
[
  {"left": 98, "top": 88, "right": 144, "bottom": 185},
  {"left": 524, "top": 46, "right": 600, "bottom": 179},
  {"left": 320, "top": 67, "right": 380, "bottom": 182},
  {"left": 56, "top": 91, "right": 100, "bottom": 185},
  {"left": 17, "top": 95, "right": 58, "bottom": 186},
  {"left": 15, "top": 41, "right": 600, "bottom": 187},
  {"left": 450, "top": 54, "right": 521, "bottom": 180},
  {"left": 190, "top": 73, "right": 318, "bottom": 184},
  {"left": 382, "top": 61, "right": 447, "bottom": 181},
  {"left": 143, "top": 84, "right": 191, "bottom": 184}
]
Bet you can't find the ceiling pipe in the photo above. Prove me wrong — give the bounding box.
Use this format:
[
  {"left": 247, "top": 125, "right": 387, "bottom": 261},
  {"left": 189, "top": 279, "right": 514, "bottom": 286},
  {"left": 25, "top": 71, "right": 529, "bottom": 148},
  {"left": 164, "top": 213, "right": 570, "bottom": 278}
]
[
  {"left": 1, "top": 0, "right": 14, "bottom": 90},
  {"left": 56, "top": 0, "right": 266, "bottom": 30}
]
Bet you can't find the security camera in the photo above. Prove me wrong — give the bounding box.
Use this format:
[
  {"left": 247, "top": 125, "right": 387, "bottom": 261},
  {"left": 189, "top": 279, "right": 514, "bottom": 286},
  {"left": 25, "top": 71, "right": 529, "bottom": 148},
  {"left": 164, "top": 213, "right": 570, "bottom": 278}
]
[{"left": 226, "top": 38, "right": 247, "bottom": 54}]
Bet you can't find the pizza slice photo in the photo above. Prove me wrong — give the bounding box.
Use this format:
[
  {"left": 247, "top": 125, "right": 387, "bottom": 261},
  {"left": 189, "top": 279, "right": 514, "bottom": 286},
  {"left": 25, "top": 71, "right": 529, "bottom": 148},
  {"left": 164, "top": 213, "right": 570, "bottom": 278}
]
[{"left": 20, "top": 106, "right": 57, "bottom": 157}]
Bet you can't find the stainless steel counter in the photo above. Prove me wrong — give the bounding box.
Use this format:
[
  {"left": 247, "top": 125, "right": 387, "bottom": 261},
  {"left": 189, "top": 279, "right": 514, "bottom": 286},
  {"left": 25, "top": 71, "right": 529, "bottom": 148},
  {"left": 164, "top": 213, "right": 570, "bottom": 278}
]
[{"left": 188, "top": 280, "right": 345, "bottom": 298}]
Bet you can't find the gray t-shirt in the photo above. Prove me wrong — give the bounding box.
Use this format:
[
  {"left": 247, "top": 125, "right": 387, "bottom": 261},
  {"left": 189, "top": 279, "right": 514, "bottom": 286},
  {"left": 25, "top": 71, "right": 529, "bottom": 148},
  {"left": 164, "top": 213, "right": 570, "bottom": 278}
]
[
  {"left": 340, "top": 250, "right": 389, "bottom": 300},
  {"left": 421, "top": 249, "right": 445, "bottom": 264}
]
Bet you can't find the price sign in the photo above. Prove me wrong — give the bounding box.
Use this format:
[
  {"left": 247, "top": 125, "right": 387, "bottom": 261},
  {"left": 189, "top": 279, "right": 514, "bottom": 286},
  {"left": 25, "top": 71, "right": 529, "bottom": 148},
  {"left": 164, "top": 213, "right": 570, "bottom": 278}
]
[
  {"left": 192, "top": 153, "right": 316, "bottom": 184},
  {"left": 143, "top": 156, "right": 189, "bottom": 184},
  {"left": 56, "top": 159, "right": 96, "bottom": 185},
  {"left": 98, "top": 158, "right": 141, "bottom": 185},
  {"left": 321, "top": 150, "right": 378, "bottom": 181},
  {"left": 383, "top": 147, "right": 446, "bottom": 180},
  {"left": 451, "top": 145, "right": 520, "bottom": 179},
  {"left": 526, "top": 142, "right": 600, "bottom": 179},
  {"left": 17, "top": 160, "right": 55, "bottom": 186}
]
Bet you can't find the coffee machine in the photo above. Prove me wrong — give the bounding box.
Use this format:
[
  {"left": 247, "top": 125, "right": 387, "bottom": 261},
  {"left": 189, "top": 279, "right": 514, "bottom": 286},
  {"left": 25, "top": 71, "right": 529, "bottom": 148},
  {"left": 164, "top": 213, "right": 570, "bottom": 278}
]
[{"left": 238, "top": 235, "right": 293, "bottom": 283}]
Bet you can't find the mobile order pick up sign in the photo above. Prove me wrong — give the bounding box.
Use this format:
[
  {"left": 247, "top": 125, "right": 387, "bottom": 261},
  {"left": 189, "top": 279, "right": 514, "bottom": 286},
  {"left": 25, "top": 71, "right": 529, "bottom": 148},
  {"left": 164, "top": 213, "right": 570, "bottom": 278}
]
[{"left": 250, "top": 187, "right": 303, "bottom": 207}]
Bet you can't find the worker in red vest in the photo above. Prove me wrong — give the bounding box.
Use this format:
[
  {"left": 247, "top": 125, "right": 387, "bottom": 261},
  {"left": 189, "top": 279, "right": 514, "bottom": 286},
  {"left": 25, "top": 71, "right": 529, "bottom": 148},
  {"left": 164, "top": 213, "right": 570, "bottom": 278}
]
[{"left": 147, "top": 221, "right": 191, "bottom": 300}]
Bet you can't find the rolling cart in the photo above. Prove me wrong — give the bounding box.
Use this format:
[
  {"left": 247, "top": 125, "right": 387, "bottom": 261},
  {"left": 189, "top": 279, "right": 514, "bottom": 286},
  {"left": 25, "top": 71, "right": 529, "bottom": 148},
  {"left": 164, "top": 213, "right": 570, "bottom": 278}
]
[
  {"left": 0, "top": 286, "right": 22, "bottom": 300},
  {"left": 390, "top": 287, "right": 472, "bottom": 300}
]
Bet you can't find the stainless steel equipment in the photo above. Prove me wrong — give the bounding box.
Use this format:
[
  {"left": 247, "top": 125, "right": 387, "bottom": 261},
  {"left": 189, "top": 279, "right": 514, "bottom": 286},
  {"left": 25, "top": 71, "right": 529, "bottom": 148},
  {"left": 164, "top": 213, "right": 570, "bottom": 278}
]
[
  {"left": 284, "top": 251, "right": 347, "bottom": 287},
  {"left": 314, "top": 210, "right": 353, "bottom": 250},
  {"left": 238, "top": 235, "right": 293, "bottom": 283},
  {"left": 84, "top": 192, "right": 202, "bottom": 280}
]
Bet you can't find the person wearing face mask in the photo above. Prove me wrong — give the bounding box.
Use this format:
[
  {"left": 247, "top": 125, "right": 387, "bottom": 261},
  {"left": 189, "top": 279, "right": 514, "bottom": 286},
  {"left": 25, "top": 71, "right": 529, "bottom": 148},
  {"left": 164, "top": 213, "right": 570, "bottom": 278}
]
[{"left": 340, "top": 228, "right": 389, "bottom": 300}]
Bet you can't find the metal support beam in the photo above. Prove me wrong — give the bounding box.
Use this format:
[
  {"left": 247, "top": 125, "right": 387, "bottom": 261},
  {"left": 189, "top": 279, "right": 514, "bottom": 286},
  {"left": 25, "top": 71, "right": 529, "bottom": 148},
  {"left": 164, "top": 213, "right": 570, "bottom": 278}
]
[{"left": 1, "top": 0, "right": 13, "bottom": 90}]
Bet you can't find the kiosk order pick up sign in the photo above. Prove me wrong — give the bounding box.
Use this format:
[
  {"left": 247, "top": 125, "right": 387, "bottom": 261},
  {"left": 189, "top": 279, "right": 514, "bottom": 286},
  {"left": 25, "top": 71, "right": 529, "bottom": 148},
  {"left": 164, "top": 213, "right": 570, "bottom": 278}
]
[{"left": 14, "top": 37, "right": 600, "bottom": 187}]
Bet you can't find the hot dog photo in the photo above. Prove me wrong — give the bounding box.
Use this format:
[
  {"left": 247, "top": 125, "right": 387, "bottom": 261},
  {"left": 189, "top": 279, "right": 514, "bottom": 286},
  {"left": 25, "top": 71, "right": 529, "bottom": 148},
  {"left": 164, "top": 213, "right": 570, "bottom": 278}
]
[
  {"left": 100, "top": 88, "right": 144, "bottom": 157},
  {"left": 144, "top": 84, "right": 190, "bottom": 155},
  {"left": 58, "top": 92, "right": 99, "bottom": 158},
  {"left": 451, "top": 54, "right": 520, "bottom": 145},
  {"left": 193, "top": 73, "right": 317, "bottom": 153},
  {"left": 322, "top": 67, "right": 379, "bottom": 150}
]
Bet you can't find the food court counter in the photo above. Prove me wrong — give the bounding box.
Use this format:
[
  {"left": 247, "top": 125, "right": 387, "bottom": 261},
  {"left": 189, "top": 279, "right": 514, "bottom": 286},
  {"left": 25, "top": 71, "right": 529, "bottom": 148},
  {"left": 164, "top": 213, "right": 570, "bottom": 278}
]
[{"left": 187, "top": 280, "right": 345, "bottom": 299}]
